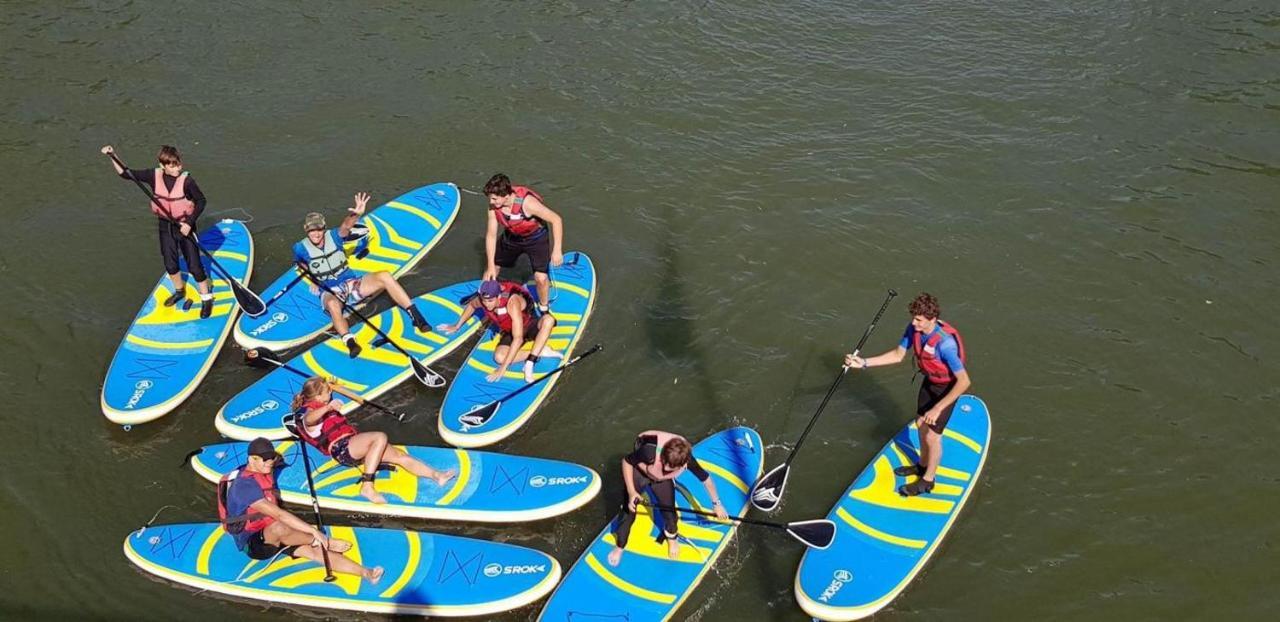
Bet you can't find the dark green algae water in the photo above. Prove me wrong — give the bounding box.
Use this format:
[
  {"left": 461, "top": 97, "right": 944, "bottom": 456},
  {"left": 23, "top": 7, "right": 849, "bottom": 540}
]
[{"left": 0, "top": 1, "right": 1277, "bottom": 620}]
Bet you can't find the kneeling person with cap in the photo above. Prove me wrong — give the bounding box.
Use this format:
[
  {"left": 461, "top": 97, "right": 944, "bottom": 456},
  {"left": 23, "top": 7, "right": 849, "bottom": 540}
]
[
  {"left": 218, "top": 437, "right": 383, "bottom": 583},
  {"left": 295, "top": 192, "right": 431, "bottom": 358},
  {"left": 438, "top": 279, "right": 562, "bottom": 383}
]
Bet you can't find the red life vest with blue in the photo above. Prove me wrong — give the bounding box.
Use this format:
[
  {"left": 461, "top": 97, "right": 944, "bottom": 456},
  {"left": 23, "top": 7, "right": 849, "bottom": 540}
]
[
  {"left": 492, "top": 186, "right": 546, "bottom": 238},
  {"left": 912, "top": 320, "right": 966, "bottom": 385},
  {"left": 150, "top": 169, "right": 196, "bottom": 220},
  {"left": 298, "top": 400, "right": 358, "bottom": 455},
  {"left": 217, "top": 467, "right": 279, "bottom": 535},
  {"left": 479, "top": 282, "right": 535, "bottom": 335}
]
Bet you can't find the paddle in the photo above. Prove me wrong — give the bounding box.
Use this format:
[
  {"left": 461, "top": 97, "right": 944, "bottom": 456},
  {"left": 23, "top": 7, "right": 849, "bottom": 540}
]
[
  {"left": 295, "top": 263, "right": 445, "bottom": 388},
  {"left": 280, "top": 417, "right": 336, "bottom": 582},
  {"left": 104, "top": 151, "right": 266, "bottom": 317},
  {"left": 640, "top": 501, "right": 835, "bottom": 550},
  {"left": 244, "top": 347, "right": 407, "bottom": 422},
  {"left": 749, "top": 289, "right": 897, "bottom": 512},
  {"left": 458, "top": 343, "right": 602, "bottom": 429},
  {"left": 261, "top": 227, "right": 369, "bottom": 311}
]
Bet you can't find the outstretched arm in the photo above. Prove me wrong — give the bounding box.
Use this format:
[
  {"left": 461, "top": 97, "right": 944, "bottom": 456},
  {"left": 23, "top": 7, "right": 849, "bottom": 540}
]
[
  {"left": 846, "top": 345, "right": 907, "bottom": 370},
  {"left": 338, "top": 192, "right": 369, "bottom": 238}
]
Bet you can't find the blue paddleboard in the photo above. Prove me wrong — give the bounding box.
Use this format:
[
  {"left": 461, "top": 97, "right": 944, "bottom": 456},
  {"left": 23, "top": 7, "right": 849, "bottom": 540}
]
[
  {"left": 102, "top": 219, "right": 254, "bottom": 425},
  {"left": 234, "top": 182, "right": 460, "bottom": 350},
  {"left": 191, "top": 439, "right": 601, "bottom": 522},
  {"left": 538, "top": 427, "right": 763, "bottom": 621},
  {"left": 795, "top": 394, "right": 991, "bottom": 620},
  {"left": 216, "top": 281, "right": 483, "bottom": 440},
  {"left": 124, "top": 522, "right": 560, "bottom": 617},
  {"left": 438, "top": 251, "right": 597, "bottom": 448}
]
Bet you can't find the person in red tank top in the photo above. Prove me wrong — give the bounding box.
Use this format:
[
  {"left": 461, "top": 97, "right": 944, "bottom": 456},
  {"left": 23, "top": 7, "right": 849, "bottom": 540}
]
[
  {"left": 293, "top": 377, "right": 455, "bottom": 505},
  {"left": 482, "top": 173, "right": 565, "bottom": 313},
  {"left": 101, "top": 144, "right": 216, "bottom": 318},
  {"left": 439, "top": 279, "right": 565, "bottom": 383},
  {"left": 845, "top": 293, "right": 972, "bottom": 497}
]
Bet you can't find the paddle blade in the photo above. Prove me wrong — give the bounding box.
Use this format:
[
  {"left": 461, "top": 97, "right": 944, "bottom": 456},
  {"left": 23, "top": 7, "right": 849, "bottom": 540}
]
[
  {"left": 786, "top": 519, "right": 837, "bottom": 549},
  {"left": 459, "top": 402, "right": 499, "bottom": 429},
  {"left": 231, "top": 279, "right": 267, "bottom": 318},
  {"left": 749, "top": 462, "right": 790, "bottom": 512},
  {"left": 410, "top": 359, "right": 446, "bottom": 388}
]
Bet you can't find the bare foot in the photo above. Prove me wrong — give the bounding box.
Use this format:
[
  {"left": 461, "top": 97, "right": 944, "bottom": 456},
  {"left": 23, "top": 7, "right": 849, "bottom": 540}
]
[
  {"left": 432, "top": 469, "right": 456, "bottom": 486},
  {"left": 360, "top": 481, "right": 387, "bottom": 504},
  {"left": 327, "top": 538, "right": 352, "bottom": 554},
  {"left": 366, "top": 566, "right": 384, "bottom": 585},
  {"left": 667, "top": 539, "right": 681, "bottom": 559},
  {"left": 607, "top": 547, "right": 623, "bottom": 567}
]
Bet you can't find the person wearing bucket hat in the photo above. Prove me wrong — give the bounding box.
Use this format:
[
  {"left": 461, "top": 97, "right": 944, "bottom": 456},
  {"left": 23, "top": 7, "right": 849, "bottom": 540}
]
[
  {"left": 438, "top": 279, "right": 563, "bottom": 382},
  {"left": 216, "top": 437, "right": 383, "bottom": 583},
  {"left": 291, "top": 192, "right": 432, "bottom": 358}
]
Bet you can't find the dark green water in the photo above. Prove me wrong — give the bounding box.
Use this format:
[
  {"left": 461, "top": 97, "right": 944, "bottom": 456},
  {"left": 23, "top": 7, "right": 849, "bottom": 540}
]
[{"left": 1, "top": 1, "right": 1276, "bottom": 620}]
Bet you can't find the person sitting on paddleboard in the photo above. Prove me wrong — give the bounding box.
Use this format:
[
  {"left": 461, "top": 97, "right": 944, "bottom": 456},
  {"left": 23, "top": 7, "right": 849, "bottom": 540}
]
[
  {"left": 438, "top": 279, "right": 563, "bottom": 383},
  {"left": 294, "top": 192, "right": 432, "bottom": 358},
  {"left": 101, "top": 145, "right": 215, "bottom": 319},
  {"left": 293, "top": 376, "right": 455, "bottom": 504},
  {"left": 845, "top": 292, "right": 971, "bottom": 497},
  {"left": 218, "top": 437, "right": 384, "bottom": 583},
  {"left": 607, "top": 430, "right": 729, "bottom": 567},
  {"left": 483, "top": 173, "right": 564, "bottom": 314}
]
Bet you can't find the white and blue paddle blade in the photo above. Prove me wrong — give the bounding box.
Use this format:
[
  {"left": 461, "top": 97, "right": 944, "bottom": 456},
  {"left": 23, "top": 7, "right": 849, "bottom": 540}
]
[
  {"left": 750, "top": 461, "right": 790, "bottom": 512},
  {"left": 787, "top": 519, "right": 837, "bottom": 550},
  {"left": 459, "top": 402, "right": 500, "bottom": 429}
]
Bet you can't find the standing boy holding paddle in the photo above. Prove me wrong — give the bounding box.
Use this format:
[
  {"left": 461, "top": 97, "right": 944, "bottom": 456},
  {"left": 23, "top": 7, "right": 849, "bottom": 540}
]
[
  {"left": 845, "top": 292, "right": 971, "bottom": 496},
  {"left": 101, "top": 145, "right": 215, "bottom": 318},
  {"left": 482, "top": 174, "right": 564, "bottom": 313}
]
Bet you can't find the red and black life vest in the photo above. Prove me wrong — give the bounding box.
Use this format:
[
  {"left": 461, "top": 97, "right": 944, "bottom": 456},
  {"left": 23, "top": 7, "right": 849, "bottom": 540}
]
[
  {"left": 912, "top": 320, "right": 966, "bottom": 385},
  {"left": 298, "top": 400, "right": 358, "bottom": 455},
  {"left": 479, "top": 282, "right": 536, "bottom": 335},
  {"left": 491, "top": 186, "right": 546, "bottom": 238},
  {"left": 216, "top": 467, "right": 279, "bottom": 535}
]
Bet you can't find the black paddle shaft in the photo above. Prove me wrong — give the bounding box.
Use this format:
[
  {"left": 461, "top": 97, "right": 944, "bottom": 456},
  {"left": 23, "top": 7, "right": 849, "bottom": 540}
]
[
  {"left": 106, "top": 152, "right": 264, "bottom": 315},
  {"left": 783, "top": 289, "right": 898, "bottom": 462},
  {"left": 644, "top": 501, "right": 788, "bottom": 530},
  {"left": 290, "top": 435, "right": 336, "bottom": 582},
  {"left": 247, "top": 348, "right": 405, "bottom": 422},
  {"left": 495, "top": 343, "right": 602, "bottom": 404}
]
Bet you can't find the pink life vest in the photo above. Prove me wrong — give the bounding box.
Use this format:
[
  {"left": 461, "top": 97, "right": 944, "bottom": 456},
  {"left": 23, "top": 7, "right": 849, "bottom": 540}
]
[
  {"left": 491, "top": 186, "right": 546, "bottom": 237},
  {"left": 635, "top": 430, "right": 689, "bottom": 482},
  {"left": 150, "top": 169, "right": 195, "bottom": 220}
]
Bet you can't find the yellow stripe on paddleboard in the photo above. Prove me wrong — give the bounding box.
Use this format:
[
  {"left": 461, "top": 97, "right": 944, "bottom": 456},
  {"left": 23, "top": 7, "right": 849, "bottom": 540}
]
[
  {"left": 836, "top": 507, "right": 927, "bottom": 550},
  {"left": 367, "top": 214, "right": 425, "bottom": 251},
  {"left": 212, "top": 250, "right": 249, "bottom": 262},
  {"left": 196, "top": 527, "right": 225, "bottom": 576},
  {"left": 302, "top": 352, "right": 370, "bottom": 391},
  {"left": 551, "top": 312, "right": 582, "bottom": 321},
  {"left": 384, "top": 201, "right": 441, "bottom": 230},
  {"left": 436, "top": 450, "right": 470, "bottom": 505},
  {"left": 555, "top": 282, "right": 591, "bottom": 299},
  {"left": 943, "top": 428, "right": 983, "bottom": 454},
  {"left": 379, "top": 531, "right": 421, "bottom": 598},
  {"left": 126, "top": 334, "right": 215, "bottom": 350},
  {"left": 585, "top": 553, "right": 677, "bottom": 605},
  {"left": 465, "top": 358, "right": 528, "bottom": 380},
  {"left": 936, "top": 465, "right": 971, "bottom": 482},
  {"left": 423, "top": 293, "right": 465, "bottom": 315},
  {"left": 244, "top": 555, "right": 310, "bottom": 583},
  {"left": 702, "top": 462, "right": 749, "bottom": 495}
]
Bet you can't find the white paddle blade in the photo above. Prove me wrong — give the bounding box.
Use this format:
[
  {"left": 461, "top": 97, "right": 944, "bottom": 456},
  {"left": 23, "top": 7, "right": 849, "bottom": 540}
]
[
  {"left": 749, "top": 463, "right": 790, "bottom": 512},
  {"left": 459, "top": 402, "right": 499, "bottom": 428},
  {"left": 410, "top": 359, "right": 446, "bottom": 388},
  {"left": 786, "top": 519, "right": 837, "bottom": 550}
]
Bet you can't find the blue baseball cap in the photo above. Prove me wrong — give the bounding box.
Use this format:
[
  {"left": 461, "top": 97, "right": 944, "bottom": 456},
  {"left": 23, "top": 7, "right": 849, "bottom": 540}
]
[{"left": 479, "top": 280, "right": 502, "bottom": 298}]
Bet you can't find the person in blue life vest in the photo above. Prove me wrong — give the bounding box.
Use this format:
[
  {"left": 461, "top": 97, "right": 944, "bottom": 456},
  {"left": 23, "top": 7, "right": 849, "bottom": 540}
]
[
  {"left": 218, "top": 437, "right": 383, "bottom": 583},
  {"left": 482, "top": 174, "right": 564, "bottom": 313},
  {"left": 101, "top": 144, "right": 215, "bottom": 319},
  {"left": 438, "top": 279, "right": 564, "bottom": 383},
  {"left": 845, "top": 292, "right": 971, "bottom": 497},
  {"left": 293, "top": 376, "right": 455, "bottom": 504},
  {"left": 295, "top": 192, "right": 432, "bottom": 358},
  {"left": 606, "top": 430, "right": 729, "bottom": 567}
]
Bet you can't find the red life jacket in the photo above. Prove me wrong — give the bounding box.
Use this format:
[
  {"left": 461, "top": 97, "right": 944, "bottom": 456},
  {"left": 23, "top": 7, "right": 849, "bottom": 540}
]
[
  {"left": 150, "top": 169, "right": 196, "bottom": 221},
  {"left": 491, "top": 186, "right": 546, "bottom": 238},
  {"left": 298, "top": 400, "right": 358, "bottom": 455},
  {"left": 634, "top": 430, "right": 689, "bottom": 482},
  {"left": 216, "top": 467, "right": 279, "bottom": 535},
  {"left": 479, "top": 282, "right": 535, "bottom": 335},
  {"left": 912, "top": 320, "right": 966, "bottom": 385}
]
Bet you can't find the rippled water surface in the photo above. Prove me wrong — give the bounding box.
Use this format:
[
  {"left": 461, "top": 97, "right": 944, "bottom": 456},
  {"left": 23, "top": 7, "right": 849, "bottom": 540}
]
[{"left": 1, "top": 1, "right": 1276, "bottom": 620}]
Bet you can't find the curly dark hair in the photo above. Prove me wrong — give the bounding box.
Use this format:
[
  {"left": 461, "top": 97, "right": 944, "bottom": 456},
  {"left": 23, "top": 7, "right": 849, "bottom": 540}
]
[{"left": 907, "top": 292, "right": 940, "bottom": 319}]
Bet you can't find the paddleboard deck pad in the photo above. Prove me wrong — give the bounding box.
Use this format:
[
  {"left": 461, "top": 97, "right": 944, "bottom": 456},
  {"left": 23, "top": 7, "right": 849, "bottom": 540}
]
[
  {"left": 438, "top": 251, "right": 597, "bottom": 448},
  {"left": 216, "top": 280, "right": 484, "bottom": 440},
  {"left": 234, "top": 182, "right": 460, "bottom": 350},
  {"left": 102, "top": 219, "right": 254, "bottom": 425},
  {"left": 125, "top": 522, "right": 559, "bottom": 617},
  {"left": 795, "top": 394, "right": 991, "bottom": 620},
  {"left": 191, "top": 439, "right": 601, "bottom": 522},
  {"left": 538, "top": 426, "right": 762, "bottom": 622}
]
